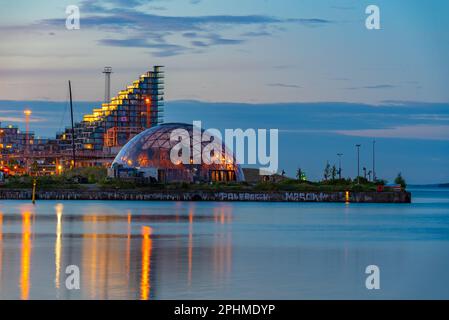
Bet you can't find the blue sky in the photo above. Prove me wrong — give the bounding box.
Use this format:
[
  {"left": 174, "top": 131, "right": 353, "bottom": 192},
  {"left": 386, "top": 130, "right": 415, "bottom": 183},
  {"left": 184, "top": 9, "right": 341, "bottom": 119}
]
[
  {"left": 0, "top": 0, "right": 448, "bottom": 183},
  {"left": 1, "top": 0, "right": 448, "bottom": 102}
]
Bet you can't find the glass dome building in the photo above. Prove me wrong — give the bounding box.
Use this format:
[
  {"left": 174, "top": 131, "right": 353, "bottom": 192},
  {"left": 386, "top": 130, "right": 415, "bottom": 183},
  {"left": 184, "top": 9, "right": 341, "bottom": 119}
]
[{"left": 111, "top": 123, "right": 245, "bottom": 183}]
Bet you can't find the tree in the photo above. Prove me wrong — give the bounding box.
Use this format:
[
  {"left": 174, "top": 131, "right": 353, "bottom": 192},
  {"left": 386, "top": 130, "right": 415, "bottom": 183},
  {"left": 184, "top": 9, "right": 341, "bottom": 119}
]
[
  {"left": 394, "top": 172, "right": 407, "bottom": 188},
  {"left": 331, "top": 165, "right": 337, "bottom": 180},
  {"left": 296, "top": 168, "right": 303, "bottom": 181},
  {"left": 31, "top": 161, "right": 38, "bottom": 173},
  {"left": 323, "top": 162, "right": 331, "bottom": 181},
  {"left": 296, "top": 168, "right": 307, "bottom": 181}
]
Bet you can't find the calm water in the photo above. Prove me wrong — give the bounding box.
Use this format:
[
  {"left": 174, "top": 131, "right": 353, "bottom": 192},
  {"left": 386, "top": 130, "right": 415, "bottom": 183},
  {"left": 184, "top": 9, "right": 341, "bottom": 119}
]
[{"left": 0, "top": 188, "right": 448, "bottom": 300}]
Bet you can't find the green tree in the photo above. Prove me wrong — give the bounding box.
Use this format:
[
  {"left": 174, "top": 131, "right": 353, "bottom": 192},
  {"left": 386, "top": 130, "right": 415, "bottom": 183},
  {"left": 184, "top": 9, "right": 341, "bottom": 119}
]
[
  {"left": 323, "top": 162, "right": 331, "bottom": 181},
  {"left": 394, "top": 172, "right": 407, "bottom": 188},
  {"left": 296, "top": 168, "right": 303, "bottom": 181},
  {"left": 31, "top": 161, "right": 38, "bottom": 173},
  {"left": 331, "top": 165, "right": 337, "bottom": 180}
]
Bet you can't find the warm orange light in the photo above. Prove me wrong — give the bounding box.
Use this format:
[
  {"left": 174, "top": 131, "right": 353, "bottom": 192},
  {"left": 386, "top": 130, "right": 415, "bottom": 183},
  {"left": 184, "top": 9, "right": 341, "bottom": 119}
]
[
  {"left": 20, "top": 211, "right": 32, "bottom": 300},
  {"left": 140, "top": 226, "right": 152, "bottom": 300},
  {"left": 54, "top": 204, "right": 63, "bottom": 289},
  {"left": 145, "top": 97, "right": 151, "bottom": 104},
  {"left": 24, "top": 110, "right": 32, "bottom": 116}
]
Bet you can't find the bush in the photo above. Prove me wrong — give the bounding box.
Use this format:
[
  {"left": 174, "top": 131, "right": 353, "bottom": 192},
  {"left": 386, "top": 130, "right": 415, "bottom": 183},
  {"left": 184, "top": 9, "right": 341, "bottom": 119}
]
[
  {"left": 394, "top": 173, "right": 407, "bottom": 188},
  {"left": 63, "top": 167, "right": 107, "bottom": 183}
]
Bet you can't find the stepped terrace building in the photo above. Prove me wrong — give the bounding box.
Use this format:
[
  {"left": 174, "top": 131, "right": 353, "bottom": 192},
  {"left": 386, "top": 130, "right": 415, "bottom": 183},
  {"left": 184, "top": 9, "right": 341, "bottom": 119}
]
[
  {"left": 57, "top": 66, "right": 164, "bottom": 154},
  {"left": 0, "top": 66, "right": 165, "bottom": 175}
]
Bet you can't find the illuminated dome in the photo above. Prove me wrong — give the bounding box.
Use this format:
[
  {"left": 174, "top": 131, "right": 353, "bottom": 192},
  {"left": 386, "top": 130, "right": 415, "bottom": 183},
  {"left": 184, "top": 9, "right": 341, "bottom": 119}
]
[{"left": 111, "top": 123, "right": 245, "bottom": 183}]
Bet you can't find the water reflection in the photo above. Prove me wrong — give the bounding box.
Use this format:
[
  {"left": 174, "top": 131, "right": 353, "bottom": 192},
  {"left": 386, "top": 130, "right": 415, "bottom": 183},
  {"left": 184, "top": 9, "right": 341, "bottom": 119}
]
[
  {"left": 20, "top": 209, "right": 33, "bottom": 300},
  {"left": 54, "top": 204, "right": 63, "bottom": 289},
  {"left": 126, "top": 211, "right": 131, "bottom": 277},
  {"left": 140, "top": 226, "right": 152, "bottom": 300},
  {"left": 0, "top": 202, "right": 235, "bottom": 299},
  {"left": 188, "top": 208, "right": 193, "bottom": 286},
  {"left": 0, "top": 211, "right": 3, "bottom": 287}
]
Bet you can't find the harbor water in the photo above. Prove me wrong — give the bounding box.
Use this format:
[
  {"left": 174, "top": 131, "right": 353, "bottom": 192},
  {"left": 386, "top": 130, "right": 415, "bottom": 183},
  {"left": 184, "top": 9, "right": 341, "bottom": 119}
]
[{"left": 0, "top": 187, "right": 448, "bottom": 299}]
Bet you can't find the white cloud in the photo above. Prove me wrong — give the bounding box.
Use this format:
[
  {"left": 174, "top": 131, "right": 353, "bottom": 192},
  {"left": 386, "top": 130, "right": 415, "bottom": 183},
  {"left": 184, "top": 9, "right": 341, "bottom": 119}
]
[{"left": 335, "top": 125, "right": 449, "bottom": 141}]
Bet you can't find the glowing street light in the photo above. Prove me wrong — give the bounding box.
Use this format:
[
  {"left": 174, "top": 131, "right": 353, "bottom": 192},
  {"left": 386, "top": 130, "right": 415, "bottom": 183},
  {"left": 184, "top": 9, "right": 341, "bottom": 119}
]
[{"left": 24, "top": 109, "right": 32, "bottom": 174}]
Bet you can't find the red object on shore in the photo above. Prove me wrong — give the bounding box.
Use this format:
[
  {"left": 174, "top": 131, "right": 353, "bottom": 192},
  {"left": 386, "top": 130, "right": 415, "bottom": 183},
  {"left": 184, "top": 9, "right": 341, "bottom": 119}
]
[{"left": 377, "top": 185, "right": 384, "bottom": 192}]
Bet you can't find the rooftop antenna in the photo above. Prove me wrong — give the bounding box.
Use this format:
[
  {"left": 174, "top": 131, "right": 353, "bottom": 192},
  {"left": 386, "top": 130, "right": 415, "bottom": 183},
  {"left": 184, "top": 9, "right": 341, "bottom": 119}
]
[
  {"left": 68, "top": 80, "right": 76, "bottom": 168},
  {"left": 103, "top": 67, "right": 113, "bottom": 103}
]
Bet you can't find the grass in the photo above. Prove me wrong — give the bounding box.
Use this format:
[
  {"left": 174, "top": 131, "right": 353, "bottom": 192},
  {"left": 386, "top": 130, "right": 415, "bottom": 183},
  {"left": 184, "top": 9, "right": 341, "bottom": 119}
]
[{"left": 1, "top": 176, "right": 381, "bottom": 192}]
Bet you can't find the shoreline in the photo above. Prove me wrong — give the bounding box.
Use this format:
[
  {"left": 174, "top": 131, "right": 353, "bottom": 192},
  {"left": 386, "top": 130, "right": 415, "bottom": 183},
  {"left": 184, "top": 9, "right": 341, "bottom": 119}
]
[{"left": 0, "top": 189, "right": 412, "bottom": 203}]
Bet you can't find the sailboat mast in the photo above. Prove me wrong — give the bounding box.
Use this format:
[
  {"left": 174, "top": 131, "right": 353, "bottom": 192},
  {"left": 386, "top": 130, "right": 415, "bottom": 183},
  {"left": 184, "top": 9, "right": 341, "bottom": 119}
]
[{"left": 68, "top": 80, "right": 76, "bottom": 168}]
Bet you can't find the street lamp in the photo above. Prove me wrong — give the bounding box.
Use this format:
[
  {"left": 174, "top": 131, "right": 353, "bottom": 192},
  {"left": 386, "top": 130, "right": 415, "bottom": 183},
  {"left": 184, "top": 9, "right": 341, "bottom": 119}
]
[
  {"left": 372, "top": 139, "right": 376, "bottom": 182},
  {"left": 355, "top": 144, "right": 361, "bottom": 184},
  {"left": 337, "top": 153, "right": 343, "bottom": 179},
  {"left": 24, "top": 109, "right": 32, "bottom": 174}
]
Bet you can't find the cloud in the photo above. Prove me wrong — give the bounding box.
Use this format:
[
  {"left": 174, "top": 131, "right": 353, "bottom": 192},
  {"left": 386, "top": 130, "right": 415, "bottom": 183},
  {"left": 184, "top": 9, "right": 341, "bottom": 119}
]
[
  {"left": 287, "top": 18, "right": 333, "bottom": 27},
  {"left": 267, "top": 83, "right": 302, "bottom": 89},
  {"left": 207, "top": 34, "right": 244, "bottom": 45},
  {"left": 80, "top": 0, "right": 156, "bottom": 10},
  {"left": 185, "top": 32, "right": 244, "bottom": 46},
  {"left": 0, "top": 116, "right": 44, "bottom": 123},
  {"left": 182, "top": 32, "right": 199, "bottom": 38},
  {"left": 3, "top": 0, "right": 334, "bottom": 58},
  {"left": 98, "top": 38, "right": 189, "bottom": 56},
  {"left": 345, "top": 84, "right": 398, "bottom": 90},
  {"left": 334, "top": 125, "right": 449, "bottom": 141},
  {"left": 191, "top": 41, "right": 208, "bottom": 47},
  {"left": 241, "top": 30, "right": 272, "bottom": 37}
]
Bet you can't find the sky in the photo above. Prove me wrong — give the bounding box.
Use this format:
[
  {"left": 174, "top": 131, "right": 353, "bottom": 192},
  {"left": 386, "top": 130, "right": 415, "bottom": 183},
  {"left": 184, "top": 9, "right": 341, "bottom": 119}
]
[
  {"left": 1, "top": 0, "right": 449, "bottom": 102},
  {"left": 0, "top": 0, "right": 448, "bottom": 183}
]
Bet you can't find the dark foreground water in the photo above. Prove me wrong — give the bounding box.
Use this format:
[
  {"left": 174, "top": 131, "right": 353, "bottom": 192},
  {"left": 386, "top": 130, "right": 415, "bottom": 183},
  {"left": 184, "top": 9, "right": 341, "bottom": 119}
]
[{"left": 0, "top": 188, "right": 448, "bottom": 300}]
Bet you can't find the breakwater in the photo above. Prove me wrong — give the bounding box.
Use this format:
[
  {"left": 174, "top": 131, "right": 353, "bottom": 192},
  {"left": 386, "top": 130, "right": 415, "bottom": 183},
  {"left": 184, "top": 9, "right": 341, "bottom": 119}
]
[{"left": 0, "top": 189, "right": 411, "bottom": 203}]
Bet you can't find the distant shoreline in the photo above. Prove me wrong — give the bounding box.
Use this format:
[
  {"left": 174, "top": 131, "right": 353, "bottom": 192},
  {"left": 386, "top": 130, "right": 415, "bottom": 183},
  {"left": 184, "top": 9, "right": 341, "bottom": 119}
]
[{"left": 409, "top": 184, "right": 449, "bottom": 188}]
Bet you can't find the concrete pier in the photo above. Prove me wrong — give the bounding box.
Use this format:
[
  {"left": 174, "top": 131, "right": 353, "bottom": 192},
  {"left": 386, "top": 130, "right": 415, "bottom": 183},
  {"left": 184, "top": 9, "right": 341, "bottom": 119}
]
[{"left": 0, "top": 189, "right": 411, "bottom": 203}]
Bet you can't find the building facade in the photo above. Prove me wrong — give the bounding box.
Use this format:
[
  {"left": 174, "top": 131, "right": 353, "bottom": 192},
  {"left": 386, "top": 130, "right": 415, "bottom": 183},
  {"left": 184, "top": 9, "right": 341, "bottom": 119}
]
[{"left": 0, "top": 66, "right": 164, "bottom": 175}]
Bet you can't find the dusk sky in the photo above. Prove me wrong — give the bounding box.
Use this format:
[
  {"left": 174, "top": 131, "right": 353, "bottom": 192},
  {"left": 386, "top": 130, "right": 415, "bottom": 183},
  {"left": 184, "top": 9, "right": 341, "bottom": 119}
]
[
  {"left": 1, "top": 0, "right": 449, "bottom": 102},
  {"left": 0, "top": 0, "right": 448, "bottom": 183}
]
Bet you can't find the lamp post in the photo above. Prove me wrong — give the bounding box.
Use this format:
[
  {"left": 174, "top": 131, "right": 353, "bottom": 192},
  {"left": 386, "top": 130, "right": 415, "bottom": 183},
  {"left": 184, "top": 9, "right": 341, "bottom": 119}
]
[
  {"left": 337, "top": 153, "right": 343, "bottom": 179},
  {"left": 372, "top": 139, "right": 376, "bottom": 182},
  {"left": 356, "top": 144, "right": 361, "bottom": 184},
  {"left": 24, "top": 109, "right": 32, "bottom": 174}
]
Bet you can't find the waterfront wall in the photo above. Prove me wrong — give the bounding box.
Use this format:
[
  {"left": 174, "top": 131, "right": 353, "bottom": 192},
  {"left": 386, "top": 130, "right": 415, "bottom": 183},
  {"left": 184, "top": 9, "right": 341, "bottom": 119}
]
[{"left": 0, "top": 189, "right": 411, "bottom": 203}]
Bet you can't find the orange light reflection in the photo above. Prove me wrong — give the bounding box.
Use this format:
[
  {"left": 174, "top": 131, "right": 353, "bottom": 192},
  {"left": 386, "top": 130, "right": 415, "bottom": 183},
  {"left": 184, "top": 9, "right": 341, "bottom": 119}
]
[
  {"left": 54, "top": 204, "right": 63, "bottom": 289},
  {"left": 140, "top": 226, "right": 152, "bottom": 300},
  {"left": 20, "top": 211, "right": 32, "bottom": 300}
]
